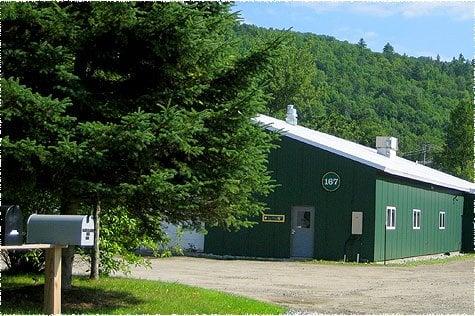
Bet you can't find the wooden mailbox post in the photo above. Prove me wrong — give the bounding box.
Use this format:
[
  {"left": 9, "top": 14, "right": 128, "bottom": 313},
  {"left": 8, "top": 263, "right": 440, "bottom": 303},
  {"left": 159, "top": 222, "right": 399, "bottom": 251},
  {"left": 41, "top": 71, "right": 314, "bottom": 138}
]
[
  {"left": 0, "top": 244, "right": 66, "bottom": 315},
  {"left": 2, "top": 213, "right": 93, "bottom": 314}
]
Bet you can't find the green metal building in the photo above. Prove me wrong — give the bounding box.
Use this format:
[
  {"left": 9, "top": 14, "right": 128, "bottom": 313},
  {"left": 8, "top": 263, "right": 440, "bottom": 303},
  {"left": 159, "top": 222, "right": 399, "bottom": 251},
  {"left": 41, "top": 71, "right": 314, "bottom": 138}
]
[{"left": 205, "top": 110, "right": 475, "bottom": 262}]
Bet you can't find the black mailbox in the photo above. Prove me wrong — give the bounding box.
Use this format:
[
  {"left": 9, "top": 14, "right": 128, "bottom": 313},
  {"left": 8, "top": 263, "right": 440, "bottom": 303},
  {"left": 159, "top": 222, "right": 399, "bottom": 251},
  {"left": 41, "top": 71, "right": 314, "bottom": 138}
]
[{"left": 1, "top": 205, "right": 24, "bottom": 246}]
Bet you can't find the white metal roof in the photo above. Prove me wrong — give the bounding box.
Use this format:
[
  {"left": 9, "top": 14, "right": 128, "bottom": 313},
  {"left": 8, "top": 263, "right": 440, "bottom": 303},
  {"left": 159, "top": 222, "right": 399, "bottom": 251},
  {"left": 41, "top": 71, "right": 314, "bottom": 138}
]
[{"left": 254, "top": 114, "right": 475, "bottom": 194}]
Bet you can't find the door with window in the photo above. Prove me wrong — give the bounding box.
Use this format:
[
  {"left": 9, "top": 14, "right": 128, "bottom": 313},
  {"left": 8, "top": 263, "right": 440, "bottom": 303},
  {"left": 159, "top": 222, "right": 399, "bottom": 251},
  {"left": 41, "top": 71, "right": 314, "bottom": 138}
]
[{"left": 291, "top": 206, "right": 315, "bottom": 258}]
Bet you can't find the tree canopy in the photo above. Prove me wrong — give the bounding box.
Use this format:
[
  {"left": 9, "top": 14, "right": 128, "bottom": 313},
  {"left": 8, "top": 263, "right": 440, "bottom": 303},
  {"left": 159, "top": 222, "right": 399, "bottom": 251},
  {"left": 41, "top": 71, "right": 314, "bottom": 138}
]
[
  {"left": 1, "top": 2, "right": 278, "bottom": 278},
  {"left": 436, "top": 99, "right": 474, "bottom": 181}
]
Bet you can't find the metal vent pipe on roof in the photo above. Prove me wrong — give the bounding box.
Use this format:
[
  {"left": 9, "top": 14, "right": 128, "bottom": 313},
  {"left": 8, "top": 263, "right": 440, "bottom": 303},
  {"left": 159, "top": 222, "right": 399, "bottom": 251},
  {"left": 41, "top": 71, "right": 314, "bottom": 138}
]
[
  {"left": 286, "top": 104, "right": 298, "bottom": 125},
  {"left": 376, "top": 136, "right": 398, "bottom": 158}
]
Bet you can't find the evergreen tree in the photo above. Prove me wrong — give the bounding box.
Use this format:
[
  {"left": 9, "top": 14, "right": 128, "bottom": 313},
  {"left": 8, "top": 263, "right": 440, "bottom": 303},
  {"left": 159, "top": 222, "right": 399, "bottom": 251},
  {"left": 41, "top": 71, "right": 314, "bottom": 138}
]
[
  {"left": 383, "top": 42, "right": 395, "bottom": 55},
  {"left": 357, "top": 38, "right": 367, "bottom": 48},
  {"left": 2, "top": 2, "right": 278, "bottom": 285}
]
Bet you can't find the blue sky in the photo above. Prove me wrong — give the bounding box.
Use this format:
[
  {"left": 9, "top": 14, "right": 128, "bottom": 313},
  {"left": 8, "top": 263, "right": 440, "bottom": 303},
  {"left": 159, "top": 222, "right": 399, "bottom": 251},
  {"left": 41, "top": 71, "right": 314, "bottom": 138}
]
[{"left": 232, "top": 1, "right": 474, "bottom": 61}]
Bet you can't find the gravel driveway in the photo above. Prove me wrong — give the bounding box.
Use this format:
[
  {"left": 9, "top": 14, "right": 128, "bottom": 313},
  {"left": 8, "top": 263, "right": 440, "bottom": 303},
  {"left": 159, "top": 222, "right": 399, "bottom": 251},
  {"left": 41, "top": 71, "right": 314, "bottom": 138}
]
[{"left": 77, "top": 256, "right": 474, "bottom": 314}]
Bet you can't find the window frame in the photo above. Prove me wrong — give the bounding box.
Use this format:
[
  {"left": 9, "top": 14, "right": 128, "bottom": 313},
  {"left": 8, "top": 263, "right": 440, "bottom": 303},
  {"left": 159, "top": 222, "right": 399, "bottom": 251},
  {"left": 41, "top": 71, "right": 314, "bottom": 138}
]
[
  {"left": 412, "top": 209, "right": 421, "bottom": 230},
  {"left": 438, "top": 211, "right": 446, "bottom": 230},
  {"left": 296, "top": 210, "right": 311, "bottom": 229},
  {"left": 386, "top": 206, "right": 396, "bottom": 230}
]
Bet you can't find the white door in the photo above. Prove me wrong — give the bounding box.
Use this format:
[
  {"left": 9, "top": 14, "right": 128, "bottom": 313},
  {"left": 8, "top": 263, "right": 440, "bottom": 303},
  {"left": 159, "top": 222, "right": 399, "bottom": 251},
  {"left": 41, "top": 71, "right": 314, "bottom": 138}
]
[{"left": 291, "top": 206, "right": 315, "bottom": 258}]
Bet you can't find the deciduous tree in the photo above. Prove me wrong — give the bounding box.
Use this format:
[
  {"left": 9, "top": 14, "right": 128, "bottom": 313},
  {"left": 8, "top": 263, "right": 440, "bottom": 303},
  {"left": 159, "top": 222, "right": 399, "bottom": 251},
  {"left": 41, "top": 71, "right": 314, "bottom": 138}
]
[{"left": 436, "top": 100, "right": 474, "bottom": 181}]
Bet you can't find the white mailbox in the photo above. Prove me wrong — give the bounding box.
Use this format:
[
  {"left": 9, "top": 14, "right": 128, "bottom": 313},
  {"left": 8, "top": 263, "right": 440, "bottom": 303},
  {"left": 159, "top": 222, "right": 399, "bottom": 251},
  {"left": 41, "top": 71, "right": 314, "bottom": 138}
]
[
  {"left": 27, "top": 215, "right": 94, "bottom": 246},
  {"left": 351, "top": 212, "right": 363, "bottom": 235}
]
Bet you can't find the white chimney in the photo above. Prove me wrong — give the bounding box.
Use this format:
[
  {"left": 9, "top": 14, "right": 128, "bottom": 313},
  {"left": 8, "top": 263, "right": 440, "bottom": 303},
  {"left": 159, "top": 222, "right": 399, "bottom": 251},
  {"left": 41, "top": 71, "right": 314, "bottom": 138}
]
[
  {"left": 376, "top": 136, "right": 398, "bottom": 158},
  {"left": 286, "top": 104, "right": 298, "bottom": 125}
]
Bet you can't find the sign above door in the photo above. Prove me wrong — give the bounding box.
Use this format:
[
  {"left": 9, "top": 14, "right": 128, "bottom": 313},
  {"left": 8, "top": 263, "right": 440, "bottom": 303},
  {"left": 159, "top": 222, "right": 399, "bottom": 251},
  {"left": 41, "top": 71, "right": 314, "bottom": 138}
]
[{"left": 262, "top": 214, "right": 285, "bottom": 223}]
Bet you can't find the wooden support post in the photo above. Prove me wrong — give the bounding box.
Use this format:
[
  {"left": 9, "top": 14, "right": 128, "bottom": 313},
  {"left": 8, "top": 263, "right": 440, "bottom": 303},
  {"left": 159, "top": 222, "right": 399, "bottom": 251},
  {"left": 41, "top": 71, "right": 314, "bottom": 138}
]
[
  {"left": 1, "top": 244, "right": 66, "bottom": 314},
  {"left": 44, "top": 246, "right": 62, "bottom": 315}
]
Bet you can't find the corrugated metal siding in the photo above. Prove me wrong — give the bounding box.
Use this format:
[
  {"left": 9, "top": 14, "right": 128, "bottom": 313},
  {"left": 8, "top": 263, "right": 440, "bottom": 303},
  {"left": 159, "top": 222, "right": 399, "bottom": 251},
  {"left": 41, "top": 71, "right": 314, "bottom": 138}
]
[
  {"left": 204, "top": 209, "right": 291, "bottom": 258},
  {"left": 374, "top": 176, "right": 464, "bottom": 261},
  {"left": 461, "top": 194, "right": 475, "bottom": 252},
  {"left": 205, "top": 136, "right": 376, "bottom": 261}
]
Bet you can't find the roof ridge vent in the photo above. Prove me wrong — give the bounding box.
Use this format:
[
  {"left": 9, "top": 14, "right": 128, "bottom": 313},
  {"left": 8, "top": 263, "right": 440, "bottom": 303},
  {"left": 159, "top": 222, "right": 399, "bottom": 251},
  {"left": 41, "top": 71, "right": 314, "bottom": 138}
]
[
  {"left": 286, "top": 104, "right": 298, "bottom": 125},
  {"left": 376, "top": 136, "right": 398, "bottom": 158}
]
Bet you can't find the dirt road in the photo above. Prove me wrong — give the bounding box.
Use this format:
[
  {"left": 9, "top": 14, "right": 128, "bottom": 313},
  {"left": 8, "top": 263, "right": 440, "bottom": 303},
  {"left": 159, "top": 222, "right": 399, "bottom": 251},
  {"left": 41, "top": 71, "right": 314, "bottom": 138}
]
[{"left": 87, "top": 256, "right": 474, "bottom": 314}]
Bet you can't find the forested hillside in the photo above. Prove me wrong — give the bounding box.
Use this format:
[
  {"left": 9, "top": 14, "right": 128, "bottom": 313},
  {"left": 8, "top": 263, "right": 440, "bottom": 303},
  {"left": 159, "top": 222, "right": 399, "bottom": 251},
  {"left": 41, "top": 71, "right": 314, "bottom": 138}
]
[{"left": 236, "top": 24, "right": 473, "bottom": 177}]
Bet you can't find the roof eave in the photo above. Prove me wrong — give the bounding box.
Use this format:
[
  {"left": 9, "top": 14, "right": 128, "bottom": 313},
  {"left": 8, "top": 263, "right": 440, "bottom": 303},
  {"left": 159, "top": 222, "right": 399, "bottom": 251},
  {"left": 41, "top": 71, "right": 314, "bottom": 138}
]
[{"left": 253, "top": 115, "right": 474, "bottom": 194}]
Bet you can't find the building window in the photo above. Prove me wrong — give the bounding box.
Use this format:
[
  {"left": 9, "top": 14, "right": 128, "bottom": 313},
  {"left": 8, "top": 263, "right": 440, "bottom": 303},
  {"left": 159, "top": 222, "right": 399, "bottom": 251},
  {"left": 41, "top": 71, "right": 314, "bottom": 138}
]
[
  {"left": 439, "top": 211, "right": 446, "bottom": 229},
  {"left": 297, "top": 210, "right": 311, "bottom": 228},
  {"left": 412, "top": 209, "right": 421, "bottom": 229},
  {"left": 386, "top": 206, "right": 396, "bottom": 229}
]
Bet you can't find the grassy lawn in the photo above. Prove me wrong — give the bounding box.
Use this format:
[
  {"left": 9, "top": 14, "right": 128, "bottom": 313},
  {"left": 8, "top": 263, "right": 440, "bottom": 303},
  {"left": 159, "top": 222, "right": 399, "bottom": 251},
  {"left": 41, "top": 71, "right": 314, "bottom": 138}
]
[
  {"left": 1, "top": 274, "right": 285, "bottom": 315},
  {"left": 385, "top": 252, "right": 475, "bottom": 267},
  {"left": 307, "top": 252, "right": 475, "bottom": 267}
]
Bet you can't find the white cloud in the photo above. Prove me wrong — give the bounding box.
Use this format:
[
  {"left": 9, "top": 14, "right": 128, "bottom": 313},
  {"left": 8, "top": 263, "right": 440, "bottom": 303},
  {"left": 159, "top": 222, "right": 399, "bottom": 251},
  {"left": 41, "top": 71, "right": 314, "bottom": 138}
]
[
  {"left": 241, "top": 17, "right": 254, "bottom": 25},
  {"left": 297, "top": 1, "right": 474, "bottom": 21},
  {"left": 350, "top": 4, "right": 394, "bottom": 18},
  {"left": 399, "top": 1, "right": 474, "bottom": 20},
  {"left": 391, "top": 42, "right": 455, "bottom": 61},
  {"left": 292, "top": 1, "right": 345, "bottom": 14},
  {"left": 363, "top": 31, "right": 378, "bottom": 40},
  {"left": 333, "top": 26, "right": 378, "bottom": 45}
]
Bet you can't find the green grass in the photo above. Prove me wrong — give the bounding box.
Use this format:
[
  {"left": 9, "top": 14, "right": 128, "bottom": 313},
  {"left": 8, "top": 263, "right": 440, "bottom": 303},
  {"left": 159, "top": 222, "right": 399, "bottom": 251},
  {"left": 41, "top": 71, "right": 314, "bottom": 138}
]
[
  {"left": 384, "top": 252, "right": 475, "bottom": 267},
  {"left": 306, "top": 252, "right": 475, "bottom": 267},
  {"left": 1, "top": 274, "right": 285, "bottom": 315}
]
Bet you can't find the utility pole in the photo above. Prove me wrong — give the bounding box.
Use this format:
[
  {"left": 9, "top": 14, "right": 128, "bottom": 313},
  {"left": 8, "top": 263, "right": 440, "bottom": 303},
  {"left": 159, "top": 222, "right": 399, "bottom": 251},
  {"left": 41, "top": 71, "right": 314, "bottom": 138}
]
[{"left": 422, "top": 144, "right": 427, "bottom": 165}]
